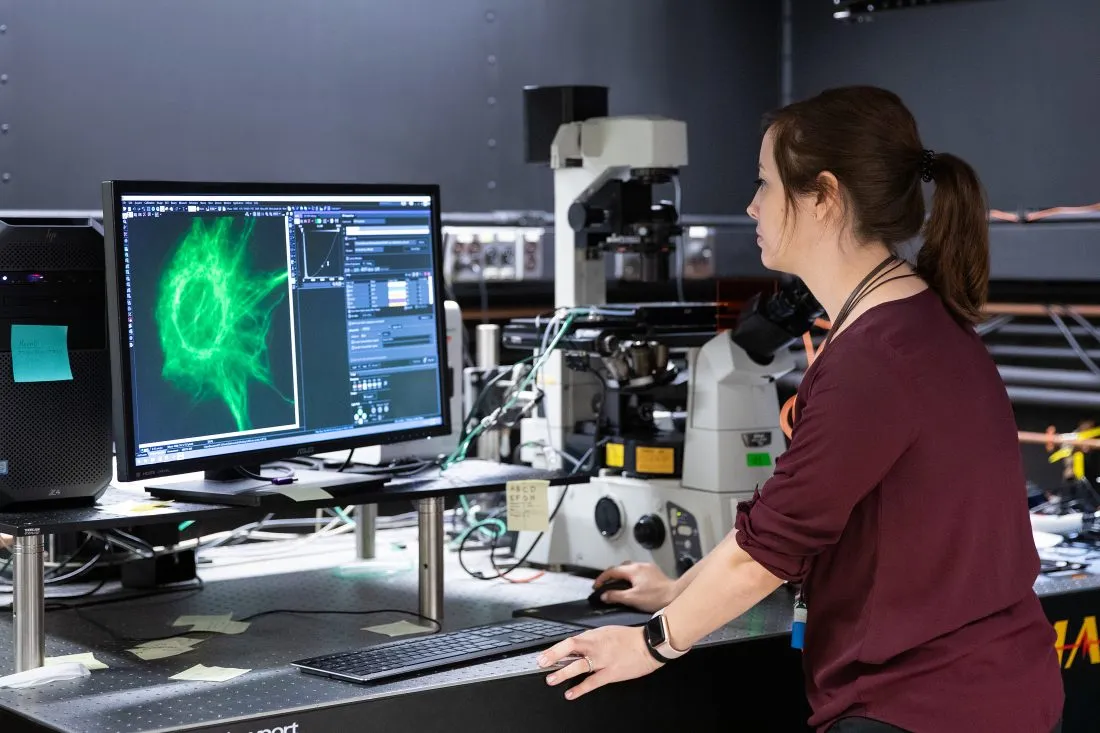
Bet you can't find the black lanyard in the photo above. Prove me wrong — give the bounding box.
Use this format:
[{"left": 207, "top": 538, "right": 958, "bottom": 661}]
[
  {"left": 792, "top": 253, "right": 917, "bottom": 623},
  {"left": 821, "top": 254, "right": 916, "bottom": 350}
]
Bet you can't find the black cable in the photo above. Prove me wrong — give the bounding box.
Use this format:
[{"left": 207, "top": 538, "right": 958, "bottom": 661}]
[
  {"left": 578, "top": 369, "right": 609, "bottom": 475},
  {"left": 109, "top": 529, "right": 155, "bottom": 551},
  {"left": 196, "top": 513, "right": 283, "bottom": 551},
  {"left": 0, "top": 536, "right": 111, "bottom": 591},
  {"left": 43, "top": 578, "right": 108, "bottom": 603},
  {"left": 234, "top": 608, "right": 441, "bottom": 632},
  {"left": 487, "top": 485, "right": 571, "bottom": 580},
  {"left": 458, "top": 485, "right": 571, "bottom": 581},
  {"left": 72, "top": 605, "right": 201, "bottom": 644},
  {"left": 59, "top": 580, "right": 211, "bottom": 643},
  {"left": 44, "top": 535, "right": 93, "bottom": 579},
  {"left": 0, "top": 578, "right": 112, "bottom": 612},
  {"left": 42, "top": 577, "right": 205, "bottom": 613},
  {"left": 456, "top": 516, "right": 504, "bottom": 581},
  {"left": 238, "top": 465, "right": 296, "bottom": 482},
  {"left": 344, "top": 458, "right": 439, "bottom": 478},
  {"left": 573, "top": 437, "right": 610, "bottom": 479},
  {"left": 338, "top": 449, "right": 356, "bottom": 472},
  {"left": 94, "top": 531, "right": 159, "bottom": 561},
  {"left": 42, "top": 553, "right": 104, "bottom": 585},
  {"left": 460, "top": 356, "right": 538, "bottom": 443}
]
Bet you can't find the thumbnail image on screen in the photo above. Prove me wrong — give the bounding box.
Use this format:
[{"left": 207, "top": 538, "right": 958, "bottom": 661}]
[{"left": 132, "top": 213, "right": 298, "bottom": 441}]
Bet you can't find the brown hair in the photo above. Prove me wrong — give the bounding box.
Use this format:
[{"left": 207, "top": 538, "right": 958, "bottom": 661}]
[{"left": 765, "top": 86, "right": 989, "bottom": 324}]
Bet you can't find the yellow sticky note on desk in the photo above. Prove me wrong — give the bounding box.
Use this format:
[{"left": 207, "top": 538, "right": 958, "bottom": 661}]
[
  {"left": 173, "top": 613, "right": 231, "bottom": 628},
  {"left": 170, "top": 664, "right": 249, "bottom": 683},
  {"left": 506, "top": 479, "right": 550, "bottom": 532},
  {"left": 364, "top": 620, "right": 434, "bottom": 638},
  {"left": 273, "top": 485, "right": 332, "bottom": 502},
  {"left": 136, "top": 637, "right": 204, "bottom": 650},
  {"left": 45, "top": 652, "right": 108, "bottom": 670},
  {"left": 129, "top": 637, "right": 205, "bottom": 659},
  {"left": 187, "top": 618, "right": 250, "bottom": 635},
  {"left": 129, "top": 646, "right": 193, "bottom": 661},
  {"left": 172, "top": 614, "right": 249, "bottom": 634}
]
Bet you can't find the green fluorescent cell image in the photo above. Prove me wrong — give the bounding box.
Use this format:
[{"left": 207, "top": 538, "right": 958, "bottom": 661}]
[{"left": 155, "top": 216, "right": 293, "bottom": 432}]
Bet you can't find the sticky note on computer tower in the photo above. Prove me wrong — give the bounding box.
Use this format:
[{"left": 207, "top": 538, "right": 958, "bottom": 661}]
[
  {"left": 11, "top": 325, "right": 73, "bottom": 383},
  {"left": 506, "top": 479, "right": 550, "bottom": 532}
]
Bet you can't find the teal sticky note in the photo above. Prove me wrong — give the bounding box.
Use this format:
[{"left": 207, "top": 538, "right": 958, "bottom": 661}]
[{"left": 11, "top": 325, "right": 74, "bottom": 383}]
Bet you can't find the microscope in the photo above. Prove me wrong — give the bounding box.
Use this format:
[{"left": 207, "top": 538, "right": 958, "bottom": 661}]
[{"left": 509, "top": 86, "right": 821, "bottom": 578}]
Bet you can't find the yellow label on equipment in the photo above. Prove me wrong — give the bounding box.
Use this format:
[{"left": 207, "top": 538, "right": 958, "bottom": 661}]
[
  {"left": 605, "top": 442, "right": 625, "bottom": 467},
  {"left": 635, "top": 446, "right": 675, "bottom": 474}
]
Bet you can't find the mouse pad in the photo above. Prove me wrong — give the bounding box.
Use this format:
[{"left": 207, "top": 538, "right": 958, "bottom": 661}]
[{"left": 512, "top": 600, "right": 650, "bottom": 628}]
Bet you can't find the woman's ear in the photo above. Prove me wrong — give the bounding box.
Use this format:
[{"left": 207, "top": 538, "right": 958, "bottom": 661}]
[{"left": 813, "top": 171, "right": 841, "bottom": 223}]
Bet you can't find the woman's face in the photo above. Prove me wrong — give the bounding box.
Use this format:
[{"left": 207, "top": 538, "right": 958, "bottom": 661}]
[{"left": 746, "top": 128, "right": 818, "bottom": 275}]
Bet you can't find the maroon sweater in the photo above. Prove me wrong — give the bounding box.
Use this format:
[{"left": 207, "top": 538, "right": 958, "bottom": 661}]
[{"left": 734, "top": 288, "right": 1063, "bottom": 732}]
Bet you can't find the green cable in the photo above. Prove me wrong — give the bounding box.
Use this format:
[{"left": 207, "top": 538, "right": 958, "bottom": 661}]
[
  {"left": 442, "top": 309, "right": 583, "bottom": 470},
  {"left": 449, "top": 517, "right": 507, "bottom": 550}
]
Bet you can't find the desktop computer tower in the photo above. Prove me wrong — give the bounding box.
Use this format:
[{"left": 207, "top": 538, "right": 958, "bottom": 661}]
[{"left": 0, "top": 217, "right": 113, "bottom": 509}]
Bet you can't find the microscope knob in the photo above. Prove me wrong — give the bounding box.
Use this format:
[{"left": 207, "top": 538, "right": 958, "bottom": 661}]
[
  {"left": 594, "top": 497, "right": 624, "bottom": 539},
  {"left": 633, "top": 514, "right": 666, "bottom": 550},
  {"left": 568, "top": 202, "right": 606, "bottom": 232},
  {"left": 676, "top": 555, "right": 696, "bottom": 576}
]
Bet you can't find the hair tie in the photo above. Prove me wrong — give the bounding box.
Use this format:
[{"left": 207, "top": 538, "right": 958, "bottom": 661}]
[{"left": 920, "top": 149, "right": 936, "bottom": 183}]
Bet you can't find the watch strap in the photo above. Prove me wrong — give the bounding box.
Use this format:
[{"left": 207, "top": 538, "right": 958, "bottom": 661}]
[
  {"left": 645, "top": 638, "right": 672, "bottom": 664},
  {"left": 647, "top": 609, "right": 690, "bottom": 661}
]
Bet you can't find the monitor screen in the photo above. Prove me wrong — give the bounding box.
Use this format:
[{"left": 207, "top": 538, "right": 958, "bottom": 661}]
[{"left": 102, "top": 182, "right": 450, "bottom": 482}]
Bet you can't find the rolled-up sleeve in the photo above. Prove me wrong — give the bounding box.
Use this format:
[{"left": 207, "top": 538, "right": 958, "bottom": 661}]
[{"left": 735, "top": 341, "right": 917, "bottom": 583}]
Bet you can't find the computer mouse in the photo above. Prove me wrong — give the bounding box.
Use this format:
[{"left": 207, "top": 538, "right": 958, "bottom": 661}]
[{"left": 587, "top": 578, "right": 632, "bottom": 609}]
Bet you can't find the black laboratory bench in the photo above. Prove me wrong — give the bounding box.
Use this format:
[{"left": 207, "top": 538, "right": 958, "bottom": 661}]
[
  {"left": 0, "top": 544, "right": 810, "bottom": 733},
  {"left": 0, "top": 487, "right": 1097, "bottom": 733},
  {"left": 0, "top": 547, "right": 1096, "bottom": 733},
  {"left": 0, "top": 460, "right": 587, "bottom": 682}
]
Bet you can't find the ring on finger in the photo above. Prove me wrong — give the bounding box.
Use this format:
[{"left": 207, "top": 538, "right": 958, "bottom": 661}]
[{"left": 583, "top": 655, "right": 594, "bottom": 674}]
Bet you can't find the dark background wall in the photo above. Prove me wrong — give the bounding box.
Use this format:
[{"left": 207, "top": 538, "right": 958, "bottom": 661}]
[
  {"left": 791, "top": 0, "right": 1100, "bottom": 489},
  {"left": 0, "top": 0, "right": 1095, "bottom": 487},
  {"left": 2, "top": 1, "right": 1096, "bottom": 214},
  {"left": 0, "top": 0, "right": 779, "bottom": 216},
  {"left": 792, "top": 0, "right": 1100, "bottom": 212}
]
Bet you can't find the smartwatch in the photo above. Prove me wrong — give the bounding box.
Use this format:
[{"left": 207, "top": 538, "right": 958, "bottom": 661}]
[{"left": 644, "top": 609, "right": 690, "bottom": 663}]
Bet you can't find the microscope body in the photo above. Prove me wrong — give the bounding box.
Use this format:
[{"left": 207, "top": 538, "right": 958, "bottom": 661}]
[
  {"left": 540, "top": 111, "right": 689, "bottom": 469},
  {"left": 519, "top": 330, "right": 795, "bottom": 579},
  {"left": 513, "top": 87, "right": 817, "bottom": 577}
]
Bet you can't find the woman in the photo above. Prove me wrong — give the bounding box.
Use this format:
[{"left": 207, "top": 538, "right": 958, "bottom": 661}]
[{"left": 536, "top": 86, "right": 1065, "bottom": 732}]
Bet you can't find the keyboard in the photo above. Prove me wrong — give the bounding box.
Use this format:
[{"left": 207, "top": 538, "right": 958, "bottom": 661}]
[{"left": 292, "top": 618, "right": 584, "bottom": 684}]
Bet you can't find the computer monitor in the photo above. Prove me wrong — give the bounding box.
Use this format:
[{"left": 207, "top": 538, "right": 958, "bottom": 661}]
[{"left": 101, "top": 181, "right": 451, "bottom": 503}]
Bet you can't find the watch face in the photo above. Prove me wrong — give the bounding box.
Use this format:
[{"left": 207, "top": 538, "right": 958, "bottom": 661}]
[{"left": 645, "top": 615, "right": 668, "bottom": 647}]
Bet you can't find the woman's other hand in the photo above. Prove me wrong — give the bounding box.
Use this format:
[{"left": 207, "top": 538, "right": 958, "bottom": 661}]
[{"left": 592, "top": 561, "right": 679, "bottom": 613}]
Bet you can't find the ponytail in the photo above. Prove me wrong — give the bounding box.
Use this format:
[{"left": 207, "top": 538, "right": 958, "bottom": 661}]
[{"left": 916, "top": 153, "right": 990, "bottom": 325}]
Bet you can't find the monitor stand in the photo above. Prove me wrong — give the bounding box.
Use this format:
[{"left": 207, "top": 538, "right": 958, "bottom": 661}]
[{"left": 144, "top": 465, "right": 390, "bottom": 508}]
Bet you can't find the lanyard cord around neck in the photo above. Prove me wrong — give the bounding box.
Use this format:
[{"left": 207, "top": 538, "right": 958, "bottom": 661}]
[{"left": 821, "top": 255, "right": 917, "bottom": 350}]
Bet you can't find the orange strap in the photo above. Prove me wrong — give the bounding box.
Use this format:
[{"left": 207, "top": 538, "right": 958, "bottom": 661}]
[{"left": 781, "top": 319, "right": 831, "bottom": 439}]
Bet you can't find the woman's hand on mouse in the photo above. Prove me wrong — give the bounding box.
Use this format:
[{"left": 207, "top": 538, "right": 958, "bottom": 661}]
[
  {"left": 537, "top": 625, "right": 662, "bottom": 700},
  {"left": 592, "top": 561, "right": 677, "bottom": 613}
]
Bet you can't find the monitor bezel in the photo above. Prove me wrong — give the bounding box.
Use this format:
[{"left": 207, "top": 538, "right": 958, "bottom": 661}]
[{"left": 102, "top": 179, "right": 452, "bottom": 483}]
